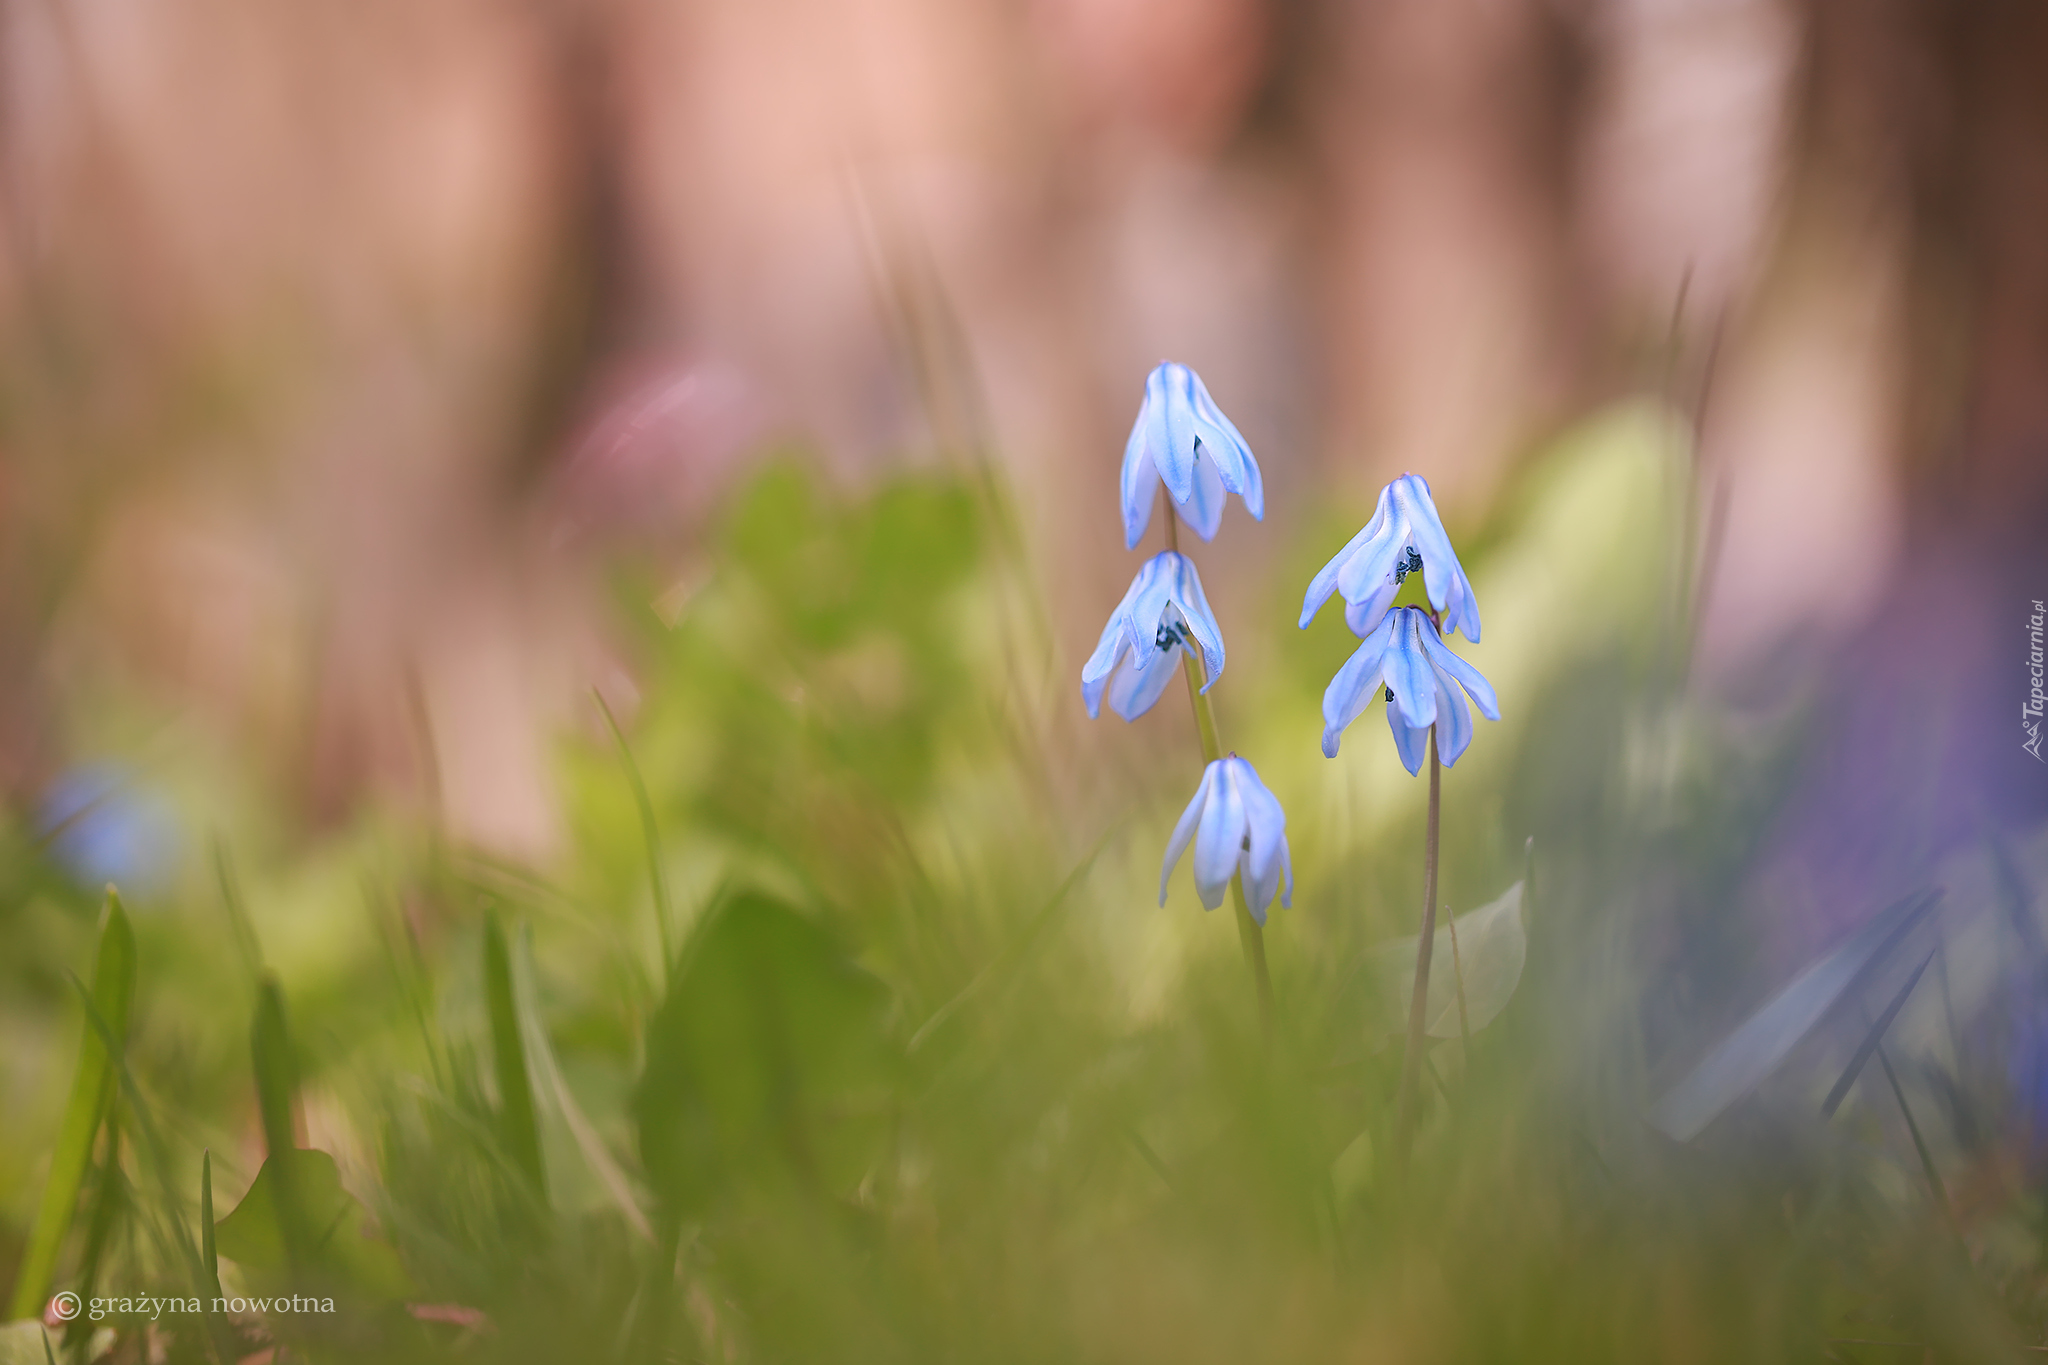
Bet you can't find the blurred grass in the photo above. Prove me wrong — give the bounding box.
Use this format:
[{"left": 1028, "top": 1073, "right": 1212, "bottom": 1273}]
[{"left": 1, "top": 412, "right": 2045, "bottom": 1361}]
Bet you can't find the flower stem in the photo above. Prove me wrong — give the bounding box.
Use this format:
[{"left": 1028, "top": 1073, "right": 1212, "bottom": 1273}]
[
  {"left": 1161, "top": 483, "right": 1272, "bottom": 1038},
  {"left": 1394, "top": 727, "right": 1442, "bottom": 1168},
  {"left": 1180, "top": 651, "right": 1274, "bottom": 1040}
]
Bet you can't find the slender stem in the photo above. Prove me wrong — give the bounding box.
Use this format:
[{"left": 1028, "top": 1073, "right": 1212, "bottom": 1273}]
[
  {"left": 1394, "top": 728, "right": 1442, "bottom": 1167},
  {"left": 1162, "top": 482, "right": 1271, "bottom": 1038},
  {"left": 1181, "top": 651, "right": 1274, "bottom": 1039},
  {"left": 1446, "top": 904, "right": 1472, "bottom": 1050}
]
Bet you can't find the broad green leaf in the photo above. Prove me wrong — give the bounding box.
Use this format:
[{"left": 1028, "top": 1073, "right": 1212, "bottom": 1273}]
[
  {"left": 635, "top": 894, "right": 896, "bottom": 1217},
  {"left": 1646, "top": 888, "right": 1940, "bottom": 1142},
  {"left": 1371, "top": 881, "right": 1527, "bottom": 1039},
  {"left": 7, "top": 889, "right": 135, "bottom": 1321},
  {"left": 213, "top": 1150, "right": 412, "bottom": 1299}
]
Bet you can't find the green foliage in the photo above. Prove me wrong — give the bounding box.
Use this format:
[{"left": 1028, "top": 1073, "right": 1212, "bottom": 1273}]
[
  {"left": 7, "top": 890, "right": 134, "bottom": 1321},
  {"left": 213, "top": 1149, "right": 412, "bottom": 1299}
]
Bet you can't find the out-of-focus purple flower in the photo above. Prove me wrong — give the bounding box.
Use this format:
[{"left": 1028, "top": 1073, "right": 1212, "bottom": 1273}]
[
  {"left": 1082, "top": 551, "right": 1227, "bottom": 722},
  {"left": 1300, "top": 473, "right": 1480, "bottom": 642},
  {"left": 1159, "top": 755, "right": 1293, "bottom": 924},
  {"left": 1321, "top": 606, "right": 1499, "bottom": 769},
  {"left": 38, "top": 764, "right": 179, "bottom": 896},
  {"left": 1119, "top": 362, "right": 1264, "bottom": 549}
]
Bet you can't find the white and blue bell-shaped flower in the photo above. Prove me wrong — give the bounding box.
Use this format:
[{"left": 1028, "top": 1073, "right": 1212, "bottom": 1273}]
[
  {"left": 1159, "top": 755, "right": 1293, "bottom": 925},
  {"left": 1300, "top": 473, "right": 1480, "bottom": 642},
  {"left": 1120, "top": 362, "right": 1265, "bottom": 550},
  {"left": 1082, "top": 551, "right": 1227, "bottom": 722},
  {"left": 1321, "top": 606, "right": 1499, "bottom": 770}
]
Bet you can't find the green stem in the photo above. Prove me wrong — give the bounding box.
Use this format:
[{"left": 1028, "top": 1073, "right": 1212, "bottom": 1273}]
[
  {"left": 1163, "top": 485, "right": 1272, "bottom": 1038},
  {"left": 1394, "top": 728, "right": 1442, "bottom": 1168}
]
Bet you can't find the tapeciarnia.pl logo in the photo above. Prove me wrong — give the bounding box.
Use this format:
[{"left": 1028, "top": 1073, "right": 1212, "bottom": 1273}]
[{"left": 2026, "top": 598, "right": 2045, "bottom": 762}]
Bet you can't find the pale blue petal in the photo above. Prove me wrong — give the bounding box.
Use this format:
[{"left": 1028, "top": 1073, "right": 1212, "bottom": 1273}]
[
  {"left": 1383, "top": 610, "right": 1439, "bottom": 730},
  {"left": 1106, "top": 645, "right": 1182, "bottom": 721},
  {"left": 1299, "top": 488, "right": 1390, "bottom": 628},
  {"left": 1333, "top": 520, "right": 1408, "bottom": 606},
  {"left": 1431, "top": 675, "right": 1474, "bottom": 766},
  {"left": 1417, "top": 622, "right": 1500, "bottom": 720},
  {"left": 1188, "top": 373, "right": 1260, "bottom": 511},
  {"left": 1319, "top": 614, "right": 1397, "bottom": 754},
  {"left": 1393, "top": 475, "right": 1480, "bottom": 641},
  {"left": 1120, "top": 410, "right": 1163, "bottom": 550},
  {"left": 1387, "top": 706, "right": 1429, "bottom": 775},
  {"left": 1192, "top": 760, "right": 1245, "bottom": 910},
  {"left": 1164, "top": 553, "right": 1227, "bottom": 688},
  {"left": 1343, "top": 580, "right": 1401, "bottom": 639},
  {"left": 1178, "top": 447, "right": 1227, "bottom": 541},
  {"left": 1233, "top": 758, "right": 1287, "bottom": 896},
  {"left": 1160, "top": 761, "right": 1219, "bottom": 905},
  {"left": 1155, "top": 364, "right": 1199, "bottom": 503}
]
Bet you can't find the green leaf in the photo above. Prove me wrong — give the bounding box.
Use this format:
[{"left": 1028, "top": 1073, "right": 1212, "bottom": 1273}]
[
  {"left": 213, "top": 1149, "right": 413, "bottom": 1299},
  {"left": 483, "top": 910, "right": 547, "bottom": 1200},
  {"left": 635, "top": 894, "right": 897, "bottom": 1217},
  {"left": 1370, "top": 881, "right": 1528, "bottom": 1039},
  {"left": 7, "top": 888, "right": 136, "bottom": 1321},
  {"left": 1646, "top": 888, "right": 1941, "bottom": 1142}
]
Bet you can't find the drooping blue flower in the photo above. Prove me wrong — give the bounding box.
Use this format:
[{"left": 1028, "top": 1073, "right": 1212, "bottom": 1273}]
[
  {"left": 1082, "top": 551, "right": 1226, "bottom": 721},
  {"left": 1300, "top": 473, "right": 1480, "bottom": 642},
  {"left": 1120, "top": 362, "right": 1264, "bottom": 550},
  {"left": 1321, "top": 606, "right": 1499, "bottom": 769},
  {"left": 1159, "top": 755, "right": 1293, "bottom": 924}
]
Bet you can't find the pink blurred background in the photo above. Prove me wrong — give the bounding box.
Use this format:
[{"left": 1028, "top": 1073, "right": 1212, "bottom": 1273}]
[{"left": 3, "top": 0, "right": 2044, "bottom": 863}]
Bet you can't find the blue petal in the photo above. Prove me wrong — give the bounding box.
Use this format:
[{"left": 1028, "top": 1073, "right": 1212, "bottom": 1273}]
[
  {"left": 1154, "top": 364, "right": 1199, "bottom": 504},
  {"left": 1417, "top": 621, "right": 1500, "bottom": 720},
  {"left": 1243, "top": 829, "right": 1293, "bottom": 920},
  {"left": 1387, "top": 706, "right": 1429, "bottom": 775},
  {"left": 1392, "top": 474, "right": 1480, "bottom": 642},
  {"left": 1382, "top": 610, "right": 1439, "bottom": 730},
  {"left": 1192, "top": 759, "right": 1246, "bottom": 910},
  {"left": 1188, "top": 372, "right": 1261, "bottom": 512},
  {"left": 1232, "top": 757, "right": 1287, "bottom": 899},
  {"left": 1120, "top": 409, "right": 1163, "bottom": 550},
  {"left": 1319, "top": 612, "right": 1398, "bottom": 755},
  {"left": 1299, "top": 487, "right": 1391, "bottom": 628},
  {"left": 1333, "top": 519, "right": 1407, "bottom": 607},
  {"left": 1160, "top": 760, "right": 1219, "bottom": 905},
  {"left": 1163, "top": 552, "right": 1227, "bottom": 688},
  {"left": 1080, "top": 604, "right": 1134, "bottom": 720},
  {"left": 1106, "top": 645, "right": 1182, "bottom": 721},
  {"left": 1179, "top": 446, "right": 1227, "bottom": 541},
  {"left": 1431, "top": 676, "right": 1475, "bottom": 766},
  {"left": 1343, "top": 580, "right": 1400, "bottom": 639}
]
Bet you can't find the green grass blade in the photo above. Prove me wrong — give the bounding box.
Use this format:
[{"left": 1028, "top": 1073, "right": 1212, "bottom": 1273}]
[
  {"left": 250, "top": 974, "right": 308, "bottom": 1272},
  {"left": 7, "top": 889, "right": 136, "bottom": 1321},
  {"left": 484, "top": 909, "right": 547, "bottom": 1200},
  {"left": 200, "top": 1150, "right": 221, "bottom": 1299},
  {"left": 593, "top": 688, "right": 674, "bottom": 980},
  {"left": 1820, "top": 949, "right": 1936, "bottom": 1119}
]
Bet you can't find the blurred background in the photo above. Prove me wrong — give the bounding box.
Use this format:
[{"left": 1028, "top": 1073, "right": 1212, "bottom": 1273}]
[{"left": 4, "top": 0, "right": 2048, "bottom": 1359}]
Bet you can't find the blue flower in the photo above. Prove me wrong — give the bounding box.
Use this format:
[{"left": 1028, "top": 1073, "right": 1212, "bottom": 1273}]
[
  {"left": 1159, "top": 755, "right": 1293, "bottom": 924},
  {"left": 1082, "top": 551, "right": 1227, "bottom": 721},
  {"left": 1300, "top": 473, "right": 1480, "bottom": 642},
  {"left": 1120, "top": 362, "right": 1264, "bottom": 550},
  {"left": 1321, "top": 606, "right": 1499, "bottom": 769},
  {"left": 38, "top": 763, "right": 180, "bottom": 895}
]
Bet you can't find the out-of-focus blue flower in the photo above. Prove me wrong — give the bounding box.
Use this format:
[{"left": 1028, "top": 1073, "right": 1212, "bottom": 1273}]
[
  {"left": 1300, "top": 473, "right": 1480, "bottom": 642},
  {"left": 1120, "top": 362, "right": 1264, "bottom": 549},
  {"left": 1082, "top": 551, "right": 1226, "bottom": 721},
  {"left": 1159, "top": 755, "right": 1293, "bottom": 924},
  {"left": 1321, "top": 606, "right": 1499, "bottom": 769},
  {"left": 38, "top": 763, "right": 179, "bottom": 896}
]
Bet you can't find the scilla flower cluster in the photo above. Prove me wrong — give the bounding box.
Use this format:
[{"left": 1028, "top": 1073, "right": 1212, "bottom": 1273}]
[{"left": 1081, "top": 362, "right": 1500, "bottom": 1031}]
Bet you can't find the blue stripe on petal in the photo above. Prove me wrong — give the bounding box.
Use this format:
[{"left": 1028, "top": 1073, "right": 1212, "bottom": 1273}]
[
  {"left": 1180, "top": 448, "right": 1227, "bottom": 541},
  {"left": 1120, "top": 414, "right": 1162, "bottom": 550},
  {"left": 1387, "top": 706, "right": 1429, "bottom": 775},
  {"left": 1321, "top": 614, "right": 1397, "bottom": 746},
  {"left": 1107, "top": 646, "right": 1181, "bottom": 721},
  {"left": 1382, "top": 610, "right": 1439, "bottom": 730},
  {"left": 1432, "top": 676, "right": 1474, "bottom": 766},
  {"left": 1417, "top": 621, "right": 1500, "bottom": 720},
  {"left": 1156, "top": 365, "right": 1200, "bottom": 502},
  {"left": 1300, "top": 488, "right": 1390, "bottom": 628}
]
